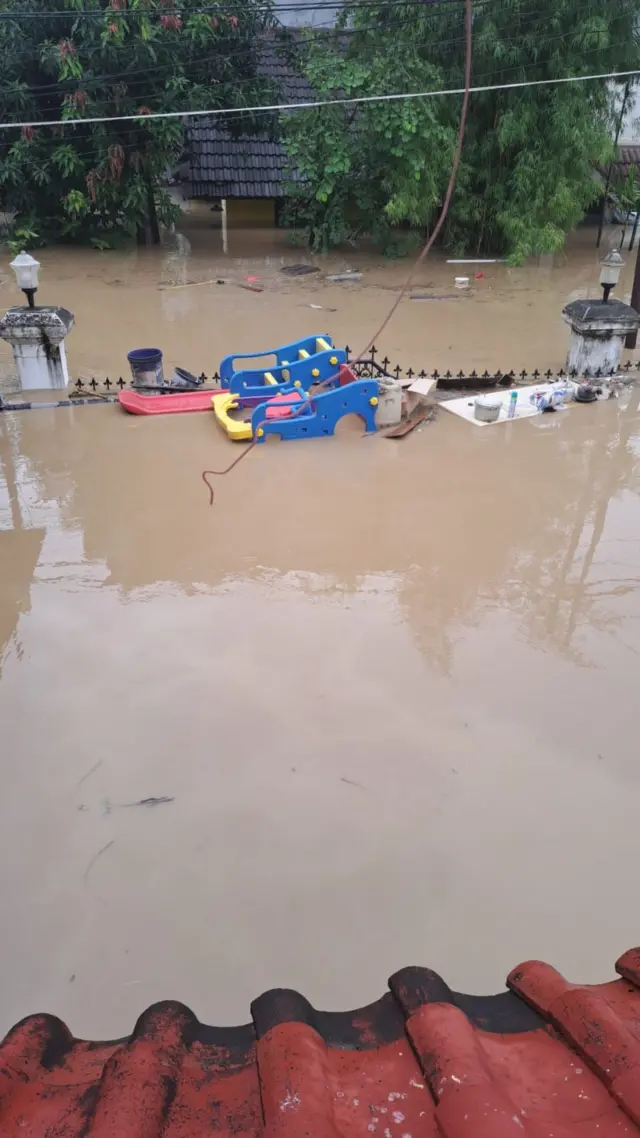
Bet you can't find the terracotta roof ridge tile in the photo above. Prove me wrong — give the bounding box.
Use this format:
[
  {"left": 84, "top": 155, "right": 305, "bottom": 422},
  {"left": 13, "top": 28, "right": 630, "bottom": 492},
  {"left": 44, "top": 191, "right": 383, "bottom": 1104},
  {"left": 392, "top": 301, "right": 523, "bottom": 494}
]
[{"left": 3, "top": 950, "right": 640, "bottom": 1136}]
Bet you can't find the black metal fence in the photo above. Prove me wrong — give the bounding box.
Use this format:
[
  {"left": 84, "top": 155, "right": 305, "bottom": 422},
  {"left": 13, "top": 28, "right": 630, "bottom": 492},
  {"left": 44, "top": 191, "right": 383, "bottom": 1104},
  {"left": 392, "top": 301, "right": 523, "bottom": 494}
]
[{"left": 70, "top": 346, "right": 640, "bottom": 395}]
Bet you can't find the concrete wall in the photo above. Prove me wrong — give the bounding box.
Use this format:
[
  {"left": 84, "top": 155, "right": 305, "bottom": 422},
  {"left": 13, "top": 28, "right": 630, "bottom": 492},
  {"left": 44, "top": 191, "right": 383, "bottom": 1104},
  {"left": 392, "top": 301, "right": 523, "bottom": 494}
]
[{"left": 227, "top": 199, "right": 277, "bottom": 227}]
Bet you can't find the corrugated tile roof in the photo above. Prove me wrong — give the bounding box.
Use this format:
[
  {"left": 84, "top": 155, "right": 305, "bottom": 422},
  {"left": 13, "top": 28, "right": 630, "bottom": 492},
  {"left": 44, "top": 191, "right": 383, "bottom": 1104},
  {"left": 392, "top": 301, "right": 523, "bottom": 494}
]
[
  {"left": 603, "top": 144, "right": 640, "bottom": 187},
  {"left": 619, "top": 144, "right": 640, "bottom": 170},
  {"left": 4, "top": 948, "right": 640, "bottom": 1135},
  {"left": 186, "top": 28, "right": 314, "bottom": 198}
]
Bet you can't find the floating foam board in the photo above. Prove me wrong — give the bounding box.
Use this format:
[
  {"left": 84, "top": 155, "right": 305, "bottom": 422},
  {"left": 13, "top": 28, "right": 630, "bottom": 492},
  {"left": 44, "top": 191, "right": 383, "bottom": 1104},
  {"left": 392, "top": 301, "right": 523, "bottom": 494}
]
[
  {"left": 407, "top": 376, "right": 437, "bottom": 397},
  {"left": 441, "top": 382, "right": 572, "bottom": 427}
]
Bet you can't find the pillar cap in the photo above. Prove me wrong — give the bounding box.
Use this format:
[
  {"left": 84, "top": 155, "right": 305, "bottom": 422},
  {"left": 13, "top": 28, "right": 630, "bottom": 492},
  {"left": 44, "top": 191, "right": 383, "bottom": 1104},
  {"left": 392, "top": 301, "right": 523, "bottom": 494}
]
[
  {"left": 562, "top": 297, "right": 640, "bottom": 333},
  {"left": 0, "top": 305, "right": 74, "bottom": 344}
]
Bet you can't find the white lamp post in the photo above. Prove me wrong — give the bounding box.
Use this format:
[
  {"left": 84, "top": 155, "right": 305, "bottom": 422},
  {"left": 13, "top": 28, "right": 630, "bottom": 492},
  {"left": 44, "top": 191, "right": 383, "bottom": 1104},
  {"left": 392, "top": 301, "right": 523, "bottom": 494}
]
[
  {"left": 10, "top": 250, "right": 40, "bottom": 308},
  {"left": 599, "top": 247, "right": 624, "bottom": 304}
]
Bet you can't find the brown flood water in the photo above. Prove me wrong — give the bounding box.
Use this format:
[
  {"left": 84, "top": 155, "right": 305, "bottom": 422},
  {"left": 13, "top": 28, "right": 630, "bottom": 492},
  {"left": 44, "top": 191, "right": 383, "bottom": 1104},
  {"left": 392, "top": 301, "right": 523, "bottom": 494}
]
[
  {"left": 0, "top": 211, "right": 637, "bottom": 387},
  {"left": 1, "top": 216, "right": 640, "bottom": 1039}
]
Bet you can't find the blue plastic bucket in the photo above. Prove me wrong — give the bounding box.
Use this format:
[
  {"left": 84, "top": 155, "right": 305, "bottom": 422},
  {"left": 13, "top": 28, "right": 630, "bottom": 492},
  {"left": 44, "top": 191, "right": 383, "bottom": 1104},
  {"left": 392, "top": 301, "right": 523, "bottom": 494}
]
[{"left": 127, "top": 347, "right": 164, "bottom": 387}]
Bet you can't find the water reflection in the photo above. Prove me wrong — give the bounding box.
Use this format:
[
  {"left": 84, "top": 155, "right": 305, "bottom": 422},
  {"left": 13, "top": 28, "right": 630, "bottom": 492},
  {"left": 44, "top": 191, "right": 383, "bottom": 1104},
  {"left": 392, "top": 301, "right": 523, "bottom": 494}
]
[
  {"left": 2, "top": 391, "right": 640, "bottom": 1035},
  {"left": 2, "top": 387, "right": 640, "bottom": 672},
  {"left": 0, "top": 418, "right": 45, "bottom": 673}
]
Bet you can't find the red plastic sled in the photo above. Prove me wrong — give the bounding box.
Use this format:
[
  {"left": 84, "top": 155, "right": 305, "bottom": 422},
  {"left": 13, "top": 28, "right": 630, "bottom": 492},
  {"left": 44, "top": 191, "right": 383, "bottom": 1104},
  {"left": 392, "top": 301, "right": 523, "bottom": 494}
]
[{"left": 118, "top": 388, "right": 228, "bottom": 415}]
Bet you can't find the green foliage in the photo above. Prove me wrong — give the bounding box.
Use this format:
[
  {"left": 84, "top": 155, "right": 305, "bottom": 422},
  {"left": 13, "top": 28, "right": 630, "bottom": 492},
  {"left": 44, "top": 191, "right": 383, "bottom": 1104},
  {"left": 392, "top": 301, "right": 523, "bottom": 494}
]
[
  {"left": 613, "top": 165, "right": 640, "bottom": 214},
  {"left": 0, "top": 0, "right": 275, "bottom": 245},
  {"left": 283, "top": 0, "right": 640, "bottom": 261},
  {"left": 8, "top": 221, "right": 39, "bottom": 254}
]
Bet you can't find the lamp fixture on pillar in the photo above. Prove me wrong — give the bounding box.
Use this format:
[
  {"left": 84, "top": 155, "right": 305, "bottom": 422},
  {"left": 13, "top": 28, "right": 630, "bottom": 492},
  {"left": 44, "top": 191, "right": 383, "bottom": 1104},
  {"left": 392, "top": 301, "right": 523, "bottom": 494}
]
[
  {"left": 10, "top": 250, "right": 40, "bottom": 308},
  {"left": 599, "top": 247, "right": 624, "bottom": 303}
]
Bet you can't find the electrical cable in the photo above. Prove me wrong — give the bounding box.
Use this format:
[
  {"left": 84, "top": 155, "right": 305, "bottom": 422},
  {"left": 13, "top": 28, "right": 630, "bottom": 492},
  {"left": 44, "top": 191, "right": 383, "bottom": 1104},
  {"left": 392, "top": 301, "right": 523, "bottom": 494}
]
[
  {"left": 12, "top": 4, "right": 631, "bottom": 101},
  {"left": 0, "top": 0, "right": 479, "bottom": 19},
  {"left": 14, "top": 30, "right": 636, "bottom": 118},
  {"left": 0, "top": 65, "right": 637, "bottom": 129},
  {"left": 202, "top": 0, "right": 472, "bottom": 502},
  {"left": 3, "top": 0, "right": 628, "bottom": 83},
  {"left": 352, "top": 0, "right": 472, "bottom": 358}
]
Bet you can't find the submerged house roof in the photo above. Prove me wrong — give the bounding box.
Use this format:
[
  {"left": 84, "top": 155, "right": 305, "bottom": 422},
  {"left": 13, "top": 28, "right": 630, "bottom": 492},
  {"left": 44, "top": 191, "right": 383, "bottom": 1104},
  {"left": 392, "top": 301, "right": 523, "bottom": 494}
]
[
  {"left": 5, "top": 946, "right": 640, "bottom": 1135},
  {"left": 186, "top": 30, "right": 315, "bottom": 199},
  {"left": 612, "top": 144, "right": 640, "bottom": 182}
]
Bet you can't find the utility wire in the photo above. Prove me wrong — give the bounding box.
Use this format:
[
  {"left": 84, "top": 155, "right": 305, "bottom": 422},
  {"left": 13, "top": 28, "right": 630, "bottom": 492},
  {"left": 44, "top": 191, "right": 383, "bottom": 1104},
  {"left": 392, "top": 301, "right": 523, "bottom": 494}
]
[
  {"left": 0, "top": 66, "right": 637, "bottom": 129},
  {"left": 0, "top": 0, "right": 481, "bottom": 19},
  {"left": 11, "top": 34, "right": 638, "bottom": 131},
  {"left": 14, "top": 3, "right": 628, "bottom": 96},
  {"left": 2, "top": 1, "right": 634, "bottom": 94},
  {"left": 1, "top": 1, "right": 630, "bottom": 81}
]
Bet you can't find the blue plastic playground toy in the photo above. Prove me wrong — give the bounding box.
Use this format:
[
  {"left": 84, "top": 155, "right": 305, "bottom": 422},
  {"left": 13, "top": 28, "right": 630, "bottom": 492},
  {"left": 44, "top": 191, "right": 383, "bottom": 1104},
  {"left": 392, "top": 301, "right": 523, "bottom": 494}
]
[
  {"left": 230, "top": 347, "right": 347, "bottom": 400},
  {"left": 251, "top": 379, "right": 379, "bottom": 443},
  {"left": 221, "top": 335, "right": 345, "bottom": 399}
]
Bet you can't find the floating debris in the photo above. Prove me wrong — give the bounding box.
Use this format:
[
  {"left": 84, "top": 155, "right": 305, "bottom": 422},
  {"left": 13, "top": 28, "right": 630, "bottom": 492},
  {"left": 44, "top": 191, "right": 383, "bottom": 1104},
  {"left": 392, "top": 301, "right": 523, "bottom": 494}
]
[
  {"left": 122, "top": 796, "right": 175, "bottom": 808},
  {"left": 281, "top": 264, "right": 320, "bottom": 276},
  {"left": 158, "top": 278, "right": 220, "bottom": 290},
  {"left": 381, "top": 407, "right": 436, "bottom": 438},
  {"left": 84, "top": 840, "right": 114, "bottom": 884},
  {"left": 326, "top": 272, "right": 361, "bottom": 283},
  {"left": 77, "top": 758, "right": 103, "bottom": 786}
]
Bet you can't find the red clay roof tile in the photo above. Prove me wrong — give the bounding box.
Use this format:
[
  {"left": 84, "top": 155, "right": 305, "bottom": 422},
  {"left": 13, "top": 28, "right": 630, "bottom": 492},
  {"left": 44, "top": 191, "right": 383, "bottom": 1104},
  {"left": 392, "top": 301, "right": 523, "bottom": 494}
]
[{"left": 3, "top": 950, "right": 640, "bottom": 1136}]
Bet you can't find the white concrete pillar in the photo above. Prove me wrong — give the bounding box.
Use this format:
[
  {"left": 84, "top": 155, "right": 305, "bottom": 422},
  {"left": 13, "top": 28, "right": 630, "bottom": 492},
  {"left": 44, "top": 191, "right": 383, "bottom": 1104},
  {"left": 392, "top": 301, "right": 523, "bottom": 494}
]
[
  {"left": 0, "top": 306, "right": 74, "bottom": 391},
  {"left": 562, "top": 299, "right": 640, "bottom": 376}
]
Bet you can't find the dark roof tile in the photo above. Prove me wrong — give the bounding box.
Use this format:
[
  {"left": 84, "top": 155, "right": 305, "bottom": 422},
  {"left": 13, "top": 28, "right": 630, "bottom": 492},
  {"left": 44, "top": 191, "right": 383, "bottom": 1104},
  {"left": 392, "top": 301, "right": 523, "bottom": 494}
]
[
  {"left": 186, "top": 27, "right": 312, "bottom": 197},
  {"left": 4, "top": 949, "right": 640, "bottom": 1136}
]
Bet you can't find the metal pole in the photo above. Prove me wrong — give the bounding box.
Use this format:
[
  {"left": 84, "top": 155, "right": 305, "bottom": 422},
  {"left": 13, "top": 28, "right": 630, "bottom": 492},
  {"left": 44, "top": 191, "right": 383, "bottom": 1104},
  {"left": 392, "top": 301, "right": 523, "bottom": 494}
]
[
  {"left": 597, "top": 80, "right": 630, "bottom": 249},
  {"left": 625, "top": 242, "right": 640, "bottom": 347},
  {"left": 629, "top": 203, "right": 640, "bottom": 251},
  {"left": 221, "top": 198, "right": 228, "bottom": 254}
]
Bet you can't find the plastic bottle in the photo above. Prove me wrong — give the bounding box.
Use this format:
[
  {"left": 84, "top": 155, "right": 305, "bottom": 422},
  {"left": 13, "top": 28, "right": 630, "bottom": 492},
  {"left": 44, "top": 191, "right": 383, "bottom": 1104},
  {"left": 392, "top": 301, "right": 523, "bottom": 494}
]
[{"left": 508, "top": 390, "right": 518, "bottom": 419}]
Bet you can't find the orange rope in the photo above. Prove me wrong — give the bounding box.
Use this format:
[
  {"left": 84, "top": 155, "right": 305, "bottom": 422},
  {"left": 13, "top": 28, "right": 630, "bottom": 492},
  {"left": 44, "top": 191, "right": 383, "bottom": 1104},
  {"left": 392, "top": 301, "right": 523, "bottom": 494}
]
[
  {"left": 202, "top": 0, "right": 472, "bottom": 505},
  {"left": 202, "top": 440, "right": 258, "bottom": 504}
]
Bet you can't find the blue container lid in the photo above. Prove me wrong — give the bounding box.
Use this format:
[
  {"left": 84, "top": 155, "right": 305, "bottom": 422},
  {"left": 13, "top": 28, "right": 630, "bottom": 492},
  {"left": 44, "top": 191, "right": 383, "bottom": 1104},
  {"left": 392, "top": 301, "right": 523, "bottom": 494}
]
[{"left": 127, "top": 348, "right": 163, "bottom": 363}]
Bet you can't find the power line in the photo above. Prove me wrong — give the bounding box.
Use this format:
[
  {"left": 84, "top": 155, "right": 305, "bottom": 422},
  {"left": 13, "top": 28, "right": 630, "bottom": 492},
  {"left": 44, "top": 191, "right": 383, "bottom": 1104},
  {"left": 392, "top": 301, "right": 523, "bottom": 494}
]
[
  {"left": 5, "top": 3, "right": 634, "bottom": 101},
  {"left": 0, "top": 0, "right": 477, "bottom": 19},
  {"left": 0, "top": 66, "right": 637, "bottom": 129},
  {"left": 1, "top": 32, "right": 634, "bottom": 155}
]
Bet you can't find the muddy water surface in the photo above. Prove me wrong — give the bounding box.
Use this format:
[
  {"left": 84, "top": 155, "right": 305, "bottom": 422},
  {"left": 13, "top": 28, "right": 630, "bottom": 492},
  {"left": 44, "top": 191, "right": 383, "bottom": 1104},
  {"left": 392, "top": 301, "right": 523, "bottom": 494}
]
[
  {"left": 0, "top": 215, "right": 635, "bottom": 388},
  {"left": 1, "top": 219, "right": 640, "bottom": 1039}
]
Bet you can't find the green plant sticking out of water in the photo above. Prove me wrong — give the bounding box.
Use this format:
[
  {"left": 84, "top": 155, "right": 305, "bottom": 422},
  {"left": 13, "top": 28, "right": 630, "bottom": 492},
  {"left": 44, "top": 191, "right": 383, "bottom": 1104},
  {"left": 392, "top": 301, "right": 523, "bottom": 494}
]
[
  {"left": 282, "top": 0, "right": 640, "bottom": 262},
  {"left": 7, "top": 223, "right": 40, "bottom": 256}
]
